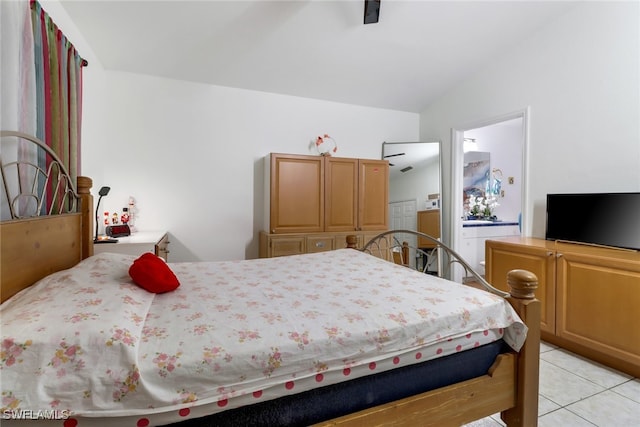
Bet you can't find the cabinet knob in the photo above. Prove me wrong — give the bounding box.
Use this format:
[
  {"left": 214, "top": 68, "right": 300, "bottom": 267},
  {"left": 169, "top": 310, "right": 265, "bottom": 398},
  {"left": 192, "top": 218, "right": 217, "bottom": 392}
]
[
  {"left": 546, "top": 251, "right": 554, "bottom": 257},
  {"left": 315, "top": 242, "right": 325, "bottom": 248},
  {"left": 556, "top": 253, "right": 563, "bottom": 258}
]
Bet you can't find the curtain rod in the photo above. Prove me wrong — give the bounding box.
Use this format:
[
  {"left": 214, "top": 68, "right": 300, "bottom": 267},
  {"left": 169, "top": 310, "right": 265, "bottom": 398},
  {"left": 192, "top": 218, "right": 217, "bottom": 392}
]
[{"left": 30, "top": 0, "right": 88, "bottom": 68}]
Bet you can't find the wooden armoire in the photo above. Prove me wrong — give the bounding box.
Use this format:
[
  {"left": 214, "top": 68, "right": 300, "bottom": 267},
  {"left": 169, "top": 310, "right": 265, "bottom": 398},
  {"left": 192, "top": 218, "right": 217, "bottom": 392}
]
[{"left": 260, "top": 153, "right": 389, "bottom": 258}]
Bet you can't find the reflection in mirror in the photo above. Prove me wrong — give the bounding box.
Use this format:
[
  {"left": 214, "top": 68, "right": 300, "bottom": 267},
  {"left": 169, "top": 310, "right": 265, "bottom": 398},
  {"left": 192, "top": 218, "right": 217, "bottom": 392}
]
[{"left": 382, "top": 141, "right": 441, "bottom": 272}]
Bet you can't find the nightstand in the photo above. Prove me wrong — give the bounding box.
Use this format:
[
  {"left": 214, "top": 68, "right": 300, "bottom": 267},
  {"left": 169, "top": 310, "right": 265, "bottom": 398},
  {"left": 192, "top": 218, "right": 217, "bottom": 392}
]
[{"left": 94, "top": 231, "right": 170, "bottom": 261}]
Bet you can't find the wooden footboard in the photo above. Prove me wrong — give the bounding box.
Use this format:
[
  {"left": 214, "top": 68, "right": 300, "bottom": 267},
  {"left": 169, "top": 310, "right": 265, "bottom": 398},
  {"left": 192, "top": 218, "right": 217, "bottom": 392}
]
[
  {"left": 317, "top": 353, "right": 517, "bottom": 427},
  {"left": 342, "top": 233, "right": 541, "bottom": 427}
]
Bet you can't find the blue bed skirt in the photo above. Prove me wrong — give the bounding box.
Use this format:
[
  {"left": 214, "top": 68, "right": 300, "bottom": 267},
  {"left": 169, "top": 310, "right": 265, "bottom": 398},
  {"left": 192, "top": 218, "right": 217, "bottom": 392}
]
[{"left": 166, "top": 340, "right": 509, "bottom": 427}]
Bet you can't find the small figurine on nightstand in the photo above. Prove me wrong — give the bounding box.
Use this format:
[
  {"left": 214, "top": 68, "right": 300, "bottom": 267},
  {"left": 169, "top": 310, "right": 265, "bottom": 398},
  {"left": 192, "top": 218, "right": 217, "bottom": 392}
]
[
  {"left": 112, "top": 212, "right": 119, "bottom": 225},
  {"left": 128, "top": 196, "right": 137, "bottom": 232},
  {"left": 121, "top": 208, "right": 130, "bottom": 224},
  {"left": 104, "top": 211, "right": 109, "bottom": 226}
]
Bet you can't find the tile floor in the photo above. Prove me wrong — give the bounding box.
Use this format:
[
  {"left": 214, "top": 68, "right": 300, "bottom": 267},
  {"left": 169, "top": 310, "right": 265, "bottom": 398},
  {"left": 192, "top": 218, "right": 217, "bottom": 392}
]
[{"left": 464, "top": 342, "right": 640, "bottom": 427}]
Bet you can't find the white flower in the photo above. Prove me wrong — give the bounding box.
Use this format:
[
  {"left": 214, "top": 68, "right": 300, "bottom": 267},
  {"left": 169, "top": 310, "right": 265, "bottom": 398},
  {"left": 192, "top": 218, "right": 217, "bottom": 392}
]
[{"left": 467, "top": 194, "right": 499, "bottom": 218}]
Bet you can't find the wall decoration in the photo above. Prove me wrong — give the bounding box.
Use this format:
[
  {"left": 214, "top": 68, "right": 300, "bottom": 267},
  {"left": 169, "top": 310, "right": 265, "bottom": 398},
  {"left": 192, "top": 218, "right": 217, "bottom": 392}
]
[
  {"left": 313, "top": 134, "right": 338, "bottom": 156},
  {"left": 463, "top": 151, "right": 490, "bottom": 202}
]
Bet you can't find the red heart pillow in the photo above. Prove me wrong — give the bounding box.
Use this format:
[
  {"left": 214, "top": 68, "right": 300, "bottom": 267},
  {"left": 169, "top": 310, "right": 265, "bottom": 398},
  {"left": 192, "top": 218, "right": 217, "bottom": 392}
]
[{"left": 129, "top": 253, "right": 180, "bottom": 293}]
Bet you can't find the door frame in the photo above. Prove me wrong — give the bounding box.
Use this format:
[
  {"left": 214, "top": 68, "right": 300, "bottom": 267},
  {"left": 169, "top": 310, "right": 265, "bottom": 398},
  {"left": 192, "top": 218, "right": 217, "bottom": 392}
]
[{"left": 450, "top": 108, "right": 531, "bottom": 279}]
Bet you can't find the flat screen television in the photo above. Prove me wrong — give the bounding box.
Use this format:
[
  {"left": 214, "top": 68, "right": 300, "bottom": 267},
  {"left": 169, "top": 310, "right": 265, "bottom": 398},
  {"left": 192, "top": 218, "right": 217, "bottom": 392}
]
[{"left": 545, "top": 192, "right": 640, "bottom": 251}]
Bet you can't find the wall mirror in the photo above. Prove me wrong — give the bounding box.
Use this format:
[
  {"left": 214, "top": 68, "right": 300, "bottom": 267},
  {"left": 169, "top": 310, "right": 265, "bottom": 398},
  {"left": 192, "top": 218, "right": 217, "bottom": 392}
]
[{"left": 382, "top": 141, "right": 442, "bottom": 271}]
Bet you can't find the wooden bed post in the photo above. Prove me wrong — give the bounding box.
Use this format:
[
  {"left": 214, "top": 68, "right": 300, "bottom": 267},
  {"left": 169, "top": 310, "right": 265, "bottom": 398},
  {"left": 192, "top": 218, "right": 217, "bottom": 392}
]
[
  {"left": 346, "top": 235, "right": 358, "bottom": 249},
  {"left": 77, "top": 176, "right": 94, "bottom": 259},
  {"left": 401, "top": 241, "right": 409, "bottom": 266},
  {"left": 502, "top": 269, "right": 541, "bottom": 427}
]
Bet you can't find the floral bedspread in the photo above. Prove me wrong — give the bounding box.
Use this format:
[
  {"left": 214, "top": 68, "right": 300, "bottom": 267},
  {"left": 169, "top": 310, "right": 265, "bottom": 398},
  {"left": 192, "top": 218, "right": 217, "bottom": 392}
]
[{"left": 1, "top": 250, "right": 526, "bottom": 423}]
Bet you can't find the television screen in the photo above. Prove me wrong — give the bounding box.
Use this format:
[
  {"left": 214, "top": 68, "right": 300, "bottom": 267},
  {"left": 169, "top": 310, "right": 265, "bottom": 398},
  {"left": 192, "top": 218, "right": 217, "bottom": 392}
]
[{"left": 545, "top": 192, "right": 640, "bottom": 251}]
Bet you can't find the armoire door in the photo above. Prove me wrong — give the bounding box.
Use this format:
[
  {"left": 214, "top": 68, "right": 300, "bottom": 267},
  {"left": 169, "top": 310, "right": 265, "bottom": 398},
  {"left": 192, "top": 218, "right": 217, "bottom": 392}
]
[
  {"left": 358, "top": 159, "right": 389, "bottom": 231},
  {"left": 270, "top": 153, "right": 324, "bottom": 233},
  {"left": 325, "top": 157, "right": 358, "bottom": 232}
]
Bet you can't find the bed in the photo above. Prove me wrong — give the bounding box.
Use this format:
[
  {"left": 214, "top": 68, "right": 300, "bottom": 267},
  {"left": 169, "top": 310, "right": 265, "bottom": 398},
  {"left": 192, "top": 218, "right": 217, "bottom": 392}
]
[{"left": 0, "top": 131, "right": 540, "bottom": 427}]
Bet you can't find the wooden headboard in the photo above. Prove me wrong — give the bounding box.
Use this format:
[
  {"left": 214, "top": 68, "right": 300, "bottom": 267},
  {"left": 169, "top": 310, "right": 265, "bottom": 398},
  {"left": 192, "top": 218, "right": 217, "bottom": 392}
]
[{"left": 0, "top": 131, "right": 94, "bottom": 303}]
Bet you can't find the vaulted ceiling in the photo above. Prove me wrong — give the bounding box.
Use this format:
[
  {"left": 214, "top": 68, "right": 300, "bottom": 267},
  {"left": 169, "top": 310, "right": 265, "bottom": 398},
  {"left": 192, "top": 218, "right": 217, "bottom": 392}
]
[{"left": 60, "top": 1, "right": 579, "bottom": 113}]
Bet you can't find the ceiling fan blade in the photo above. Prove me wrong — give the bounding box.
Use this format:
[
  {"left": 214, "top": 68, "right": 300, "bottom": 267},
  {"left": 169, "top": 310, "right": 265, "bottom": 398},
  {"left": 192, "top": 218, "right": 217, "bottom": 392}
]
[{"left": 364, "top": 0, "right": 381, "bottom": 24}]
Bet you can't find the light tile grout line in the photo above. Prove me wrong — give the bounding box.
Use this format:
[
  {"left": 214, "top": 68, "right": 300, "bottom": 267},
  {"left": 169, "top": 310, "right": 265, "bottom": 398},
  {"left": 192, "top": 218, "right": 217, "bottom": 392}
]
[
  {"left": 469, "top": 343, "right": 639, "bottom": 426},
  {"left": 537, "top": 346, "right": 639, "bottom": 426}
]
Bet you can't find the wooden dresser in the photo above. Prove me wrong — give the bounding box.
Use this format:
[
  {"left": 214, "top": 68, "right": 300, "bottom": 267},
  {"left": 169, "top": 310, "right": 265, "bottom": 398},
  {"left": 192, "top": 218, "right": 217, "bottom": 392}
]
[{"left": 486, "top": 237, "right": 640, "bottom": 377}]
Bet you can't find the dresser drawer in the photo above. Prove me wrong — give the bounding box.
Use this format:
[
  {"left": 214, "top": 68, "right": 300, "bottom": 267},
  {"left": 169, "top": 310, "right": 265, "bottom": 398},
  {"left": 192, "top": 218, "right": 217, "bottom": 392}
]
[
  {"left": 270, "top": 236, "right": 306, "bottom": 257},
  {"left": 155, "top": 233, "right": 170, "bottom": 261},
  {"left": 307, "top": 236, "right": 334, "bottom": 253}
]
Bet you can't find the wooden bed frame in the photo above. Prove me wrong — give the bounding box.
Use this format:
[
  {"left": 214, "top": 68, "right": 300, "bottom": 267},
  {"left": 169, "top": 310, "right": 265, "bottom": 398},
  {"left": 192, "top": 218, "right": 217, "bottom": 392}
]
[
  {"left": 1, "top": 133, "right": 540, "bottom": 426},
  {"left": 1, "top": 177, "right": 93, "bottom": 303}
]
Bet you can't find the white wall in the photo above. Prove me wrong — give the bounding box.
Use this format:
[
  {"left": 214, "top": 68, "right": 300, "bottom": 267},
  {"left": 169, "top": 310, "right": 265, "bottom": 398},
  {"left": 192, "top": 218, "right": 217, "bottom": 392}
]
[
  {"left": 419, "top": 1, "right": 640, "bottom": 243},
  {"left": 96, "top": 72, "right": 419, "bottom": 261}
]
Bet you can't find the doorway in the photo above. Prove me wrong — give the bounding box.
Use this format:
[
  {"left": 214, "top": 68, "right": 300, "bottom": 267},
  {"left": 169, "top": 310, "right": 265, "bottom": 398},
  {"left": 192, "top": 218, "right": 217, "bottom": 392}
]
[{"left": 450, "top": 109, "right": 530, "bottom": 281}]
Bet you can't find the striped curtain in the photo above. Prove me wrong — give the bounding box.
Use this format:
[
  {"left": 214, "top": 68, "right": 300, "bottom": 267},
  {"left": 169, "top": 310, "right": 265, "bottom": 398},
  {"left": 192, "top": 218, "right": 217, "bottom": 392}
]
[{"left": 30, "top": 0, "right": 86, "bottom": 212}]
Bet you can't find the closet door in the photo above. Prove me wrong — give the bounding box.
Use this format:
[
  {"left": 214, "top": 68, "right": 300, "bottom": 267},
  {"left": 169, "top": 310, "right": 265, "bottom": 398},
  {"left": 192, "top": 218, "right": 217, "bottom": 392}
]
[
  {"left": 325, "top": 157, "right": 358, "bottom": 232},
  {"left": 270, "top": 154, "right": 324, "bottom": 233}
]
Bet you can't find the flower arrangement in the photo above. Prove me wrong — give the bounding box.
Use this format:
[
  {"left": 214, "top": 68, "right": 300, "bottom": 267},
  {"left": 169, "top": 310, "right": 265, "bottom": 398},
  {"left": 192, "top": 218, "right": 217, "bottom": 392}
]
[{"left": 467, "top": 195, "right": 499, "bottom": 220}]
